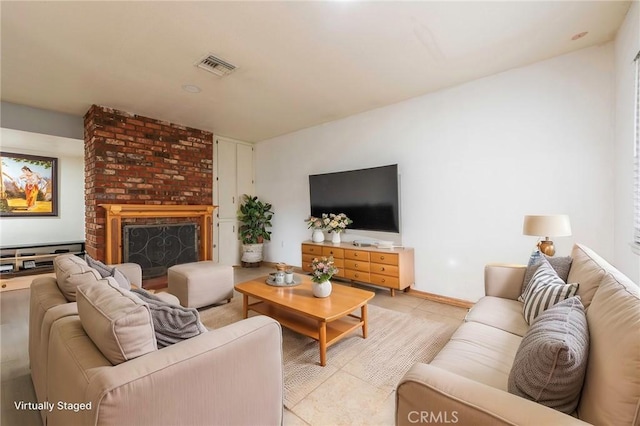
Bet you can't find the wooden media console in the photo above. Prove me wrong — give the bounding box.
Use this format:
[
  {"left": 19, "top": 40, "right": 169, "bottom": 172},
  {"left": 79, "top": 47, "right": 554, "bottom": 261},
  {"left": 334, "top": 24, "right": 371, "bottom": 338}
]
[{"left": 301, "top": 241, "right": 415, "bottom": 296}]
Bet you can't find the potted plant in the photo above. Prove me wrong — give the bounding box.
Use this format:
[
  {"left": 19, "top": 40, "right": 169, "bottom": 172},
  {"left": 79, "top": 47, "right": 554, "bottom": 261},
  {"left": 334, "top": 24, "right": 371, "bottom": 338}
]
[{"left": 238, "top": 195, "right": 274, "bottom": 267}]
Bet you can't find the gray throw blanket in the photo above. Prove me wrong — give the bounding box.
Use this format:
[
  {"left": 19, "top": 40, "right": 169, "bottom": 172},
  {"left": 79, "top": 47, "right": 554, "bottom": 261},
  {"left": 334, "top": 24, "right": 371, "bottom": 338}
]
[{"left": 132, "top": 288, "right": 207, "bottom": 348}]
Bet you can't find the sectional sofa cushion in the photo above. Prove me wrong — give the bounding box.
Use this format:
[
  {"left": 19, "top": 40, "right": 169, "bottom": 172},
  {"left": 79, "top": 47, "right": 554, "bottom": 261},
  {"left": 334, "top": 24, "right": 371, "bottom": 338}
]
[
  {"left": 430, "top": 321, "right": 522, "bottom": 390},
  {"left": 54, "top": 253, "right": 103, "bottom": 302},
  {"left": 508, "top": 296, "right": 589, "bottom": 414},
  {"left": 464, "top": 296, "right": 530, "bottom": 337},
  {"left": 522, "top": 259, "right": 578, "bottom": 324},
  {"left": 577, "top": 272, "right": 640, "bottom": 425},
  {"left": 520, "top": 253, "right": 572, "bottom": 302},
  {"left": 76, "top": 278, "right": 157, "bottom": 365},
  {"left": 131, "top": 288, "right": 207, "bottom": 348},
  {"left": 85, "top": 254, "right": 131, "bottom": 290},
  {"left": 566, "top": 244, "right": 607, "bottom": 309}
]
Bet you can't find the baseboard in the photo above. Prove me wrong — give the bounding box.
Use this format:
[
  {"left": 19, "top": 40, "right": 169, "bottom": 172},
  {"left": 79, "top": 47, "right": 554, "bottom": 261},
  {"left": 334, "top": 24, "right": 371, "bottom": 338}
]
[{"left": 406, "top": 289, "right": 474, "bottom": 309}]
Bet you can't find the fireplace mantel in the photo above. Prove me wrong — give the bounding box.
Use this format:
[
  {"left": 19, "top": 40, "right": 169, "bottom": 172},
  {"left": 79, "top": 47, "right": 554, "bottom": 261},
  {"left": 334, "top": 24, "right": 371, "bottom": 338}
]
[{"left": 99, "top": 204, "right": 216, "bottom": 264}]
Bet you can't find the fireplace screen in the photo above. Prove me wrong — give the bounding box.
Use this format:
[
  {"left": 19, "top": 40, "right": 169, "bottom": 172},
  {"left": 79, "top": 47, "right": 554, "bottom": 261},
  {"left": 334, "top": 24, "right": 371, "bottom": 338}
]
[{"left": 123, "top": 223, "right": 199, "bottom": 279}]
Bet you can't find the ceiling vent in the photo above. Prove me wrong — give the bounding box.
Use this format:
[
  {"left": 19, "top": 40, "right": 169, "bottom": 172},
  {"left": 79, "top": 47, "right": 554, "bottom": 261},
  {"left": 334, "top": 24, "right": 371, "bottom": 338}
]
[{"left": 196, "top": 54, "right": 237, "bottom": 77}]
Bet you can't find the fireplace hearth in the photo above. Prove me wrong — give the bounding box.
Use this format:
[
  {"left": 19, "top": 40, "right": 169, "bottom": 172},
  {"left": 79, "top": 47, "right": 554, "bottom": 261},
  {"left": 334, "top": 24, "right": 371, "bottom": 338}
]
[{"left": 124, "top": 223, "right": 198, "bottom": 279}]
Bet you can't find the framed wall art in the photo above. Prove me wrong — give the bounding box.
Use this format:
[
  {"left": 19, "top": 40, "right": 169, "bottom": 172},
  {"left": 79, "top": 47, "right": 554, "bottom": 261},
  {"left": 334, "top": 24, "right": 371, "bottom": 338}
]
[{"left": 0, "top": 152, "right": 58, "bottom": 217}]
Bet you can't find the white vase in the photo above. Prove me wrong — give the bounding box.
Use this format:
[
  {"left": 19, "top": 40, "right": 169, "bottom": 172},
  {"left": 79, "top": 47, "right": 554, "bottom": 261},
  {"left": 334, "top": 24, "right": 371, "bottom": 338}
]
[
  {"left": 312, "top": 280, "right": 332, "bottom": 298},
  {"left": 331, "top": 231, "right": 341, "bottom": 244},
  {"left": 312, "top": 229, "right": 324, "bottom": 243}
]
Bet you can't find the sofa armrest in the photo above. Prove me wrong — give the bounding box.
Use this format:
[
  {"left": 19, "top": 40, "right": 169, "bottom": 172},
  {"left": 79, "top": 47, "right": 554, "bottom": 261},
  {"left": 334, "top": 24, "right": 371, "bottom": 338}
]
[
  {"left": 28, "top": 276, "right": 76, "bottom": 421},
  {"left": 48, "top": 315, "right": 283, "bottom": 426},
  {"left": 153, "top": 291, "right": 181, "bottom": 306},
  {"left": 396, "top": 363, "right": 589, "bottom": 426},
  {"left": 33, "top": 302, "right": 78, "bottom": 408},
  {"left": 29, "top": 276, "right": 67, "bottom": 364},
  {"left": 484, "top": 264, "right": 526, "bottom": 300},
  {"left": 110, "top": 262, "right": 142, "bottom": 287}
]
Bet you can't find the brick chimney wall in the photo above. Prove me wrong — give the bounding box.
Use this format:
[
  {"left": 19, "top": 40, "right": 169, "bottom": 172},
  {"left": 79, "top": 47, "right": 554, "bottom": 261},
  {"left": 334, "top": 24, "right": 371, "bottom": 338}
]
[{"left": 84, "top": 105, "right": 213, "bottom": 261}]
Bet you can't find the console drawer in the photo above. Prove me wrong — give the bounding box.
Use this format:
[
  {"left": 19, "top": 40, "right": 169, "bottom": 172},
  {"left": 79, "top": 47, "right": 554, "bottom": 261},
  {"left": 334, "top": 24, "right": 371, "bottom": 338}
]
[
  {"left": 322, "top": 247, "right": 344, "bottom": 259},
  {"left": 345, "top": 259, "right": 370, "bottom": 272},
  {"left": 370, "top": 274, "right": 400, "bottom": 289},
  {"left": 370, "top": 263, "right": 399, "bottom": 277},
  {"left": 302, "top": 244, "right": 323, "bottom": 256},
  {"left": 332, "top": 258, "right": 345, "bottom": 270},
  {"left": 370, "top": 252, "right": 398, "bottom": 266},
  {"left": 344, "top": 249, "right": 370, "bottom": 261},
  {"left": 345, "top": 269, "right": 370, "bottom": 282}
]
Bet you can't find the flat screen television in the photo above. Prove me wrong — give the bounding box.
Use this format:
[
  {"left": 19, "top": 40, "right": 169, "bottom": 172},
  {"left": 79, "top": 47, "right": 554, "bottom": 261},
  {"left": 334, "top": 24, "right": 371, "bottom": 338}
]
[{"left": 309, "top": 164, "right": 399, "bottom": 233}]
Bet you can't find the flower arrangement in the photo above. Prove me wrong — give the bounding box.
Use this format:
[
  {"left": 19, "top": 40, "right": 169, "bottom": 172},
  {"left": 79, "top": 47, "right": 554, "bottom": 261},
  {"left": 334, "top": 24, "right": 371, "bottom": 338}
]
[
  {"left": 310, "top": 256, "right": 339, "bottom": 283},
  {"left": 325, "top": 213, "right": 352, "bottom": 234},
  {"left": 306, "top": 215, "right": 325, "bottom": 230},
  {"left": 306, "top": 213, "right": 352, "bottom": 233}
]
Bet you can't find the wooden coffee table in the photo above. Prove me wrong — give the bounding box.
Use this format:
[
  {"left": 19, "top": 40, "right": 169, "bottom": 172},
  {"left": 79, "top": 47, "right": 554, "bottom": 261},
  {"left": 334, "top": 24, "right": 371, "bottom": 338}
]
[{"left": 234, "top": 275, "right": 375, "bottom": 366}]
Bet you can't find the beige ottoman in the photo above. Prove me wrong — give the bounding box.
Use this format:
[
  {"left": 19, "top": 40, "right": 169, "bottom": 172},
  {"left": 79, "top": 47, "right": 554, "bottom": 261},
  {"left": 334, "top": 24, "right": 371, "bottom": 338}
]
[{"left": 167, "top": 261, "right": 233, "bottom": 308}]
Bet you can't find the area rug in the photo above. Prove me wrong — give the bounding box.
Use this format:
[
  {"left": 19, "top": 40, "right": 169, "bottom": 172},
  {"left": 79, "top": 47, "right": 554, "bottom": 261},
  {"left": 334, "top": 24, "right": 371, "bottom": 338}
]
[{"left": 199, "top": 296, "right": 458, "bottom": 409}]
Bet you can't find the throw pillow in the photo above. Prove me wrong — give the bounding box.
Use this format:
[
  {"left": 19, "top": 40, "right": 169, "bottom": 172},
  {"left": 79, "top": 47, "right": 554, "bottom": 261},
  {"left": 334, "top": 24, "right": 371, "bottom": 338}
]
[
  {"left": 131, "top": 288, "right": 207, "bottom": 349},
  {"left": 76, "top": 278, "right": 157, "bottom": 365},
  {"left": 54, "top": 253, "right": 103, "bottom": 301},
  {"left": 519, "top": 252, "right": 572, "bottom": 302},
  {"left": 522, "top": 258, "right": 579, "bottom": 324},
  {"left": 85, "top": 254, "right": 131, "bottom": 290},
  {"left": 508, "top": 296, "right": 589, "bottom": 414}
]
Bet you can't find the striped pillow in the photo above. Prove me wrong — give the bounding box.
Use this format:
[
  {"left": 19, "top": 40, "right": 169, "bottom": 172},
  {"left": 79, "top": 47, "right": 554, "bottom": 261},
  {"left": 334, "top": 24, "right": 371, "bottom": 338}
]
[
  {"left": 522, "top": 259, "right": 579, "bottom": 324},
  {"left": 519, "top": 253, "right": 572, "bottom": 302}
]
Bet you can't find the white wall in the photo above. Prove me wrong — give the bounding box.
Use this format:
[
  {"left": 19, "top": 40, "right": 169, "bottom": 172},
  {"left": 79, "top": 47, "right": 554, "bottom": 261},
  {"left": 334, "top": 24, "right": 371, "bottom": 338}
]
[
  {"left": 0, "top": 128, "right": 85, "bottom": 246},
  {"left": 613, "top": 2, "right": 640, "bottom": 284},
  {"left": 255, "top": 44, "right": 615, "bottom": 302}
]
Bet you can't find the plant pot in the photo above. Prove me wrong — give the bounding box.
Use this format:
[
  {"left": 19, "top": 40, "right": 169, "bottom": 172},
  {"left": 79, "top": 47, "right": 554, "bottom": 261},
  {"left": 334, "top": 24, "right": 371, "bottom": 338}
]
[
  {"left": 312, "top": 280, "right": 332, "bottom": 298},
  {"left": 331, "top": 231, "right": 341, "bottom": 244},
  {"left": 312, "top": 229, "right": 324, "bottom": 243},
  {"left": 241, "top": 243, "right": 263, "bottom": 266}
]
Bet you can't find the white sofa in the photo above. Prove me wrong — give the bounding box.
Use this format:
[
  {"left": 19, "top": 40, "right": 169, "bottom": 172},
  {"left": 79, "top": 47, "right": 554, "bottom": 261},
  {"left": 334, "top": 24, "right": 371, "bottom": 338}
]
[
  {"left": 30, "top": 254, "right": 284, "bottom": 426},
  {"left": 396, "top": 244, "right": 640, "bottom": 425}
]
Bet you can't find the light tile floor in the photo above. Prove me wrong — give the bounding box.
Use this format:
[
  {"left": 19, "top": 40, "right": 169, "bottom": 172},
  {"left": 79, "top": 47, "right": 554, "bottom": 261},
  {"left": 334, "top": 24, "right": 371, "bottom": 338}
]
[
  {"left": 236, "top": 266, "right": 468, "bottom": 426},
  {"left": 1, "top": 266, "right": 469, "bottom": 426}
]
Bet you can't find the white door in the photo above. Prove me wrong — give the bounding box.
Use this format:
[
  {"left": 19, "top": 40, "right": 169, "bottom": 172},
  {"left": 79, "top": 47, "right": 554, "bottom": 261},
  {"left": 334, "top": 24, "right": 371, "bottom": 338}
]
[
  {"left": 236, "top": 144, "right": 254, "bottom": 199},
  {"left": 216, "top": 139, "right": 237, "bottom": 219},
  {"left": 218, "top": 220, "right": 240, "bottom": 265},
  {"left": 214, "top": 137, "right": 254, "bottom": 265}
]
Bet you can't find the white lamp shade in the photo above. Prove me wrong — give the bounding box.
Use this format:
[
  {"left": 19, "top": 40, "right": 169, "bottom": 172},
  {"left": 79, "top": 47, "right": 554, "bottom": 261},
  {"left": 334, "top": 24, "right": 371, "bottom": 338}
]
[{"left": 523, "top": 215, "right": 572, "bottom": 237}]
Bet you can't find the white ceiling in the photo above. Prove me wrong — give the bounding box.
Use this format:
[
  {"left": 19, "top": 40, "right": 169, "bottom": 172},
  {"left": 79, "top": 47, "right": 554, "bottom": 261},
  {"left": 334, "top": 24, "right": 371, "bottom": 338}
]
[{"left": 0, "top": 1, "right": 631, "bottom": 142}]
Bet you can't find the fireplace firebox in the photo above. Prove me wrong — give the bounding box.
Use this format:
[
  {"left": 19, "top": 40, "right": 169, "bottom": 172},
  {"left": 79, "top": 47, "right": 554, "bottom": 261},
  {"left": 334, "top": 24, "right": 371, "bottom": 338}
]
[{"left": 123, "top": 224, "right": 198, "bottom": 279}]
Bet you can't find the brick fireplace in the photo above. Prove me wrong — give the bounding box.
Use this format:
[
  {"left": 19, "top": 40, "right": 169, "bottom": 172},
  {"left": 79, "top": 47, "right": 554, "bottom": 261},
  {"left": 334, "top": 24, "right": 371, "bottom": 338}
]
[{"left": 84, "top": 105, "right": 214, "bottom": 266}]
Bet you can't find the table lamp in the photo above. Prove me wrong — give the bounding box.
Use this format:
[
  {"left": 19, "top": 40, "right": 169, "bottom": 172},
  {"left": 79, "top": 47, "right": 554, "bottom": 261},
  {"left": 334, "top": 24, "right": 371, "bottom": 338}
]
[{"left": 522, "top": 215, "right": 572, "bottom": 256}]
